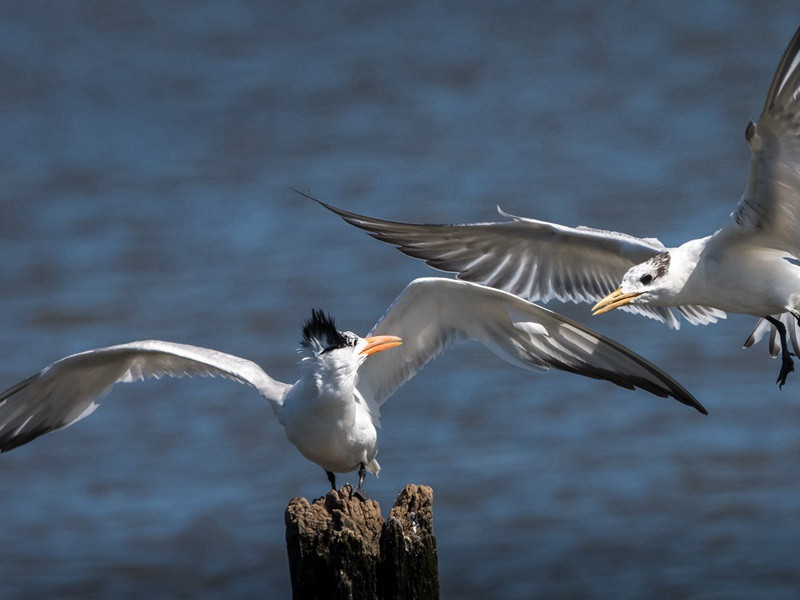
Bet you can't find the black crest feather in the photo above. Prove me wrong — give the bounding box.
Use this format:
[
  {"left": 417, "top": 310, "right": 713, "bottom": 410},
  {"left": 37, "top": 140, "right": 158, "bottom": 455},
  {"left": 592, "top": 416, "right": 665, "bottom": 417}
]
[
  {"left": 301, "top": 309, "right": 347, "bottom": 351},
  {"left": 650, "top": 252, "right": 671, "bottom": 278}
]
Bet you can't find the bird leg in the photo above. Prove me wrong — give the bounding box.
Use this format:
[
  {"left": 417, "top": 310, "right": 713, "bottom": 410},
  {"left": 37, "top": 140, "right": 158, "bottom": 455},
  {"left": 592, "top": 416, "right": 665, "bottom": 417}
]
[
  {"left": 325, "top": 470, "right": 336, "bottom": 490},
  {"left": 350, "top": 463, "right": 368, "bottom": 501},
  {"left": 765, "top": 316, "right": 794, "bottom": 388}
]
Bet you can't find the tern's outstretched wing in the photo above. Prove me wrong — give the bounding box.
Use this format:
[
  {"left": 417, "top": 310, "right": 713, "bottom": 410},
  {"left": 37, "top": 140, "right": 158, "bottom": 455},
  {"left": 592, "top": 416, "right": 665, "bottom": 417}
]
[
  {"left": 730, "top": 26, "right": 800, "bottom": 256},
  {"left": 311, "top": 196, "right": 723, "bottom": 329},
  {"left": 0, "top": 340, "right": 290, "bottom": 452},
  {"left": 356, "top": 278, "right": 705, "bottom": 414}
]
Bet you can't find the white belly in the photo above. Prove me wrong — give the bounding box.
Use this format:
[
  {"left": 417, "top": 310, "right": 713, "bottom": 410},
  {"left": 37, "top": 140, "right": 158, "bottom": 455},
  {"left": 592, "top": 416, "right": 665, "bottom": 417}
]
[
  {"left": 278, "top": 385, "right": 378, "bottom": 474},
  {"left": 689, "top": 240, "right": 800, "bottom": 315}
]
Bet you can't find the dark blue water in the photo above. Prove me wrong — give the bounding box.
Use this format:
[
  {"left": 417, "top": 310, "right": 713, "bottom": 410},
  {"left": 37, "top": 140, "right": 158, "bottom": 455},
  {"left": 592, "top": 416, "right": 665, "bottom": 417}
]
[{"left": 1, "top": 2, "right": 799, "bottom": 598}]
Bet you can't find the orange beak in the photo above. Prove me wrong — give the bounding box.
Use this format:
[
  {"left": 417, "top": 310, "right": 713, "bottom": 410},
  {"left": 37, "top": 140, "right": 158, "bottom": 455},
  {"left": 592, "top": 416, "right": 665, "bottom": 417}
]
[
  {"left": 592, "top": 287, "right": 642, "bottom": 315},
  {"left": 359, "top": 335, "right": 403, "bottom": 356}
]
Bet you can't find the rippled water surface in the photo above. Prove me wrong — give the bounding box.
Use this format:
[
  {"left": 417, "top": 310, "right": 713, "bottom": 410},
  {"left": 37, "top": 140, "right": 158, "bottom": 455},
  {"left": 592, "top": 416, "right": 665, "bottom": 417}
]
[{"left": 1, "top": 2, "right": 800, "bottom": 598}]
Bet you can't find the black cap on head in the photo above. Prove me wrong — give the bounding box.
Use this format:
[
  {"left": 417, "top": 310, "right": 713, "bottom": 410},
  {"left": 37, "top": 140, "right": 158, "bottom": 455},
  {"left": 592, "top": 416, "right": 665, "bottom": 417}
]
[{"left": 301, "top": 309, "right": 348, "bottom": 352}]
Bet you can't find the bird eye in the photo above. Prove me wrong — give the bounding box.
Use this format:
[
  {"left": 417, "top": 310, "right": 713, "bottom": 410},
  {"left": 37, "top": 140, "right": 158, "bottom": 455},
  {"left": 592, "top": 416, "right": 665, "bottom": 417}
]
[{"left": 640, "top": 274, "right": 653, "bottom": 285}]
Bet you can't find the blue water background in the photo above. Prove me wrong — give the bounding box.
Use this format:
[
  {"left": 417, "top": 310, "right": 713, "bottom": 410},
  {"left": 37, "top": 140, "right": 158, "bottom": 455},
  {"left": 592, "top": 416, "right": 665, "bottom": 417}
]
[{"left": 1, "top": 2, "right": 799, "bottom": 598}]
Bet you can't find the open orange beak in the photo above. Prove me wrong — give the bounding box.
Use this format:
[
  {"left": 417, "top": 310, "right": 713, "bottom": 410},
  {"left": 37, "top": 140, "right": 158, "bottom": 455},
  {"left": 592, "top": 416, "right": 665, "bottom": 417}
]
[
  {"left": 359, "top": 335, "right": 403, "bottom": 357},
  {"left": 592, "top": 287, "right": 642, "bottom": 315}
]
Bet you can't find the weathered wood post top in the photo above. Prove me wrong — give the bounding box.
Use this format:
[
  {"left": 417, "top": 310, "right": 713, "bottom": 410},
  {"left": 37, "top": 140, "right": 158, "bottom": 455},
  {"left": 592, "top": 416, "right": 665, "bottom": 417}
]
[{"left": 285, "top": 484, "right": 439, "bottom": 600}]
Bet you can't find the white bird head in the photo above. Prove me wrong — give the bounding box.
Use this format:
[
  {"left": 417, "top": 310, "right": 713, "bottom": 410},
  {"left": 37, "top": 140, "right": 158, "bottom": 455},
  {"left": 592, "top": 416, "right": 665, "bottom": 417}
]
[
  {"left": 298, "top": 309, "right": 402, "bottom": 374},
  {"left": 592, "top": 252, "right": 672, "bottom": 314}
]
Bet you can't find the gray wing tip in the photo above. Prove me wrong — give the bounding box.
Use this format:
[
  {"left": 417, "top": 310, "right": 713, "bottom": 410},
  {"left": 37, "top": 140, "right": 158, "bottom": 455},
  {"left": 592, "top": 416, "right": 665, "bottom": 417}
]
[
  {"left": 523, "top": 307, "right": 706, "bottom": 414},
  {"left": 0, "top": 425, "right": 53, "bottom": 452},
  {"left": 0, "top": 373, "right": 40, "bottom": 404},
  {"left": 300, "top": 190, "right": 408, "bottom": 228},
  {"left": 763, "top": 25, "right": 800, "bottom": 113},
  {"left": 0, "top": 374, "right": 53, "bottom": 452},
  {"left": 689, "top": 397, "right": 709, "bottom": 415},
  {"left": 555, "top": 358, "right": 706, "bottom": 414},
  {"left": 290, "top": 187, "right": 330, "bottom": 210},
  {"left": 291, "top": 188, "right": 357, "bottom": 221}
]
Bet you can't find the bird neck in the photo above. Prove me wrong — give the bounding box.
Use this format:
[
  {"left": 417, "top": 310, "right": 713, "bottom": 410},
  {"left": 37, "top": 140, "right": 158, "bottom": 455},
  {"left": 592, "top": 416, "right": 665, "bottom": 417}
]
[
  {"left": 277, "top": 364, "right": 360, "bottom": 433},
  {"left": 665, "top": 236, "right": 713, "bottom": 300},
  {"left": 299, "top": 354, "right": 359, "bottom": 402}
]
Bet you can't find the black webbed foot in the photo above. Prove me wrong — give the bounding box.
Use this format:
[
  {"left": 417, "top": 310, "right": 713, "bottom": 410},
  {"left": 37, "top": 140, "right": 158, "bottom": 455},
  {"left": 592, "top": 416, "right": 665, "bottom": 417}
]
[
  {"left": 777, "top": 353, "right": 795, "bottom": 389},
  {"left": 766, "top": 315, "right": 795, "bottom": 389},
  {"left": 350, "top": 487, "right": 368, "bottom": 501},
  {"left": 325, "top": 470, "right": 336, "bottom": 490},
  {"left": 348, "top": 462, "right": 369, "bottom": 501}
]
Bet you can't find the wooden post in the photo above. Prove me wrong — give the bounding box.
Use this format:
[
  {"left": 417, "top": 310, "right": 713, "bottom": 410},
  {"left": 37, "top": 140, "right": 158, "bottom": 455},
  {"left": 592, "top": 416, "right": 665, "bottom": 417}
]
[
  {"left": 285, "top": 484, "right": 439, "bottom": 600},
  {"left": 379, "top": 484, "right": 438, "bottom": 600}
]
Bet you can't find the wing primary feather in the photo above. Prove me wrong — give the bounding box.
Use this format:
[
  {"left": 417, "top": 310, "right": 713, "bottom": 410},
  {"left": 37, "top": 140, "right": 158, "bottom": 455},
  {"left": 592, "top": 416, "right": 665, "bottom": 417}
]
[
  {"left": 763, "top": 26, "right": 800, "bottom": 113},
  {"left": 0, "top": 341, "right": 290, "bottom": 452},
  {"left": 305, "top": 194, "right": 714, "bottom": 328},
  {"left": 356, "top": 278, "right": 704, "bottom": 414}
]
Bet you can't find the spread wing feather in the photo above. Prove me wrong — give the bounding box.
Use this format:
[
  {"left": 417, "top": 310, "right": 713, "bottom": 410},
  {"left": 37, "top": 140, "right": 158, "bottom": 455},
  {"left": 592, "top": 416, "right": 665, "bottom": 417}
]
[
  {"left": 311, "top": 196, "right": 724, "bottom": 329},
  {"left": 356, "top": 278, "right": 705, "bottom": 414},
  {"left": 0, "top": 340, "right": 290, "bottom": 452}
]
